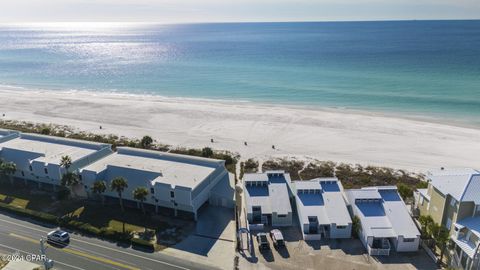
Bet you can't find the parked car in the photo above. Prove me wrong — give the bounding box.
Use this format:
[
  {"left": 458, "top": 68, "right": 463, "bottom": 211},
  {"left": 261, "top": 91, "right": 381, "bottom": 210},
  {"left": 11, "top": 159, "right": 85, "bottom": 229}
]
[
  {"left": 269, "top": 229, "right": 285, "bottom": 248},
  {"left": 256, "top": 233, "right": 270, "bottom": 250},
  {"left": 47, "top": 230, "right": 70, "bottom": 244}
]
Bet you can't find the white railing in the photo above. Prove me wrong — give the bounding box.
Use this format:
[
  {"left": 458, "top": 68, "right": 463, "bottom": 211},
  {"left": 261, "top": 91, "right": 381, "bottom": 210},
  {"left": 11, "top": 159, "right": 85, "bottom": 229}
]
[
  {"left": 368, "top": 245, "right": 390, "bottom": 256},
  {"left": 368, "top": 239, "right": 391, "bottom": 256}
]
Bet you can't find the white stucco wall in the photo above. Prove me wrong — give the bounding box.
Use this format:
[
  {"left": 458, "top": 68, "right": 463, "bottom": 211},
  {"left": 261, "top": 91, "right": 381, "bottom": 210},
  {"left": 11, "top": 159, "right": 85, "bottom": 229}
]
[
  {"left": 330, "top": 224, "right": 352, "bottom": 239},
  {"left": 395, "top": 235, "right": 420, "bottom": 252}
]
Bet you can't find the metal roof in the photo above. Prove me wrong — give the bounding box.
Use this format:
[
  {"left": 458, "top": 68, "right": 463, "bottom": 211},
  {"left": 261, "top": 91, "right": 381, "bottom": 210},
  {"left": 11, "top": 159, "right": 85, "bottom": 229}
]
[
  {"left": 456, "top": 216, "right": 480, "bottom": 238},
  {"left": 428, "top": 168, "right": 480, "bottom": 204}
]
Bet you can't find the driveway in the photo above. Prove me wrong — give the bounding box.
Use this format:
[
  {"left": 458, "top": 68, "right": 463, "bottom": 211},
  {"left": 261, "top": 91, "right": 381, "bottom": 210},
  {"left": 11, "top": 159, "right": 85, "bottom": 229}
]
[
  {"left": 240, "top": 226, "right": 438, "bottom": 270},
  {"left": 161, "top": 206, "right": 236, "bottom": 270}
]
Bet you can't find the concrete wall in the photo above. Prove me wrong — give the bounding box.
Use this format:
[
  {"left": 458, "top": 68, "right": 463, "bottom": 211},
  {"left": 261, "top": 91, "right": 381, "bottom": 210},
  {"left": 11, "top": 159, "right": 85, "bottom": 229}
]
[
  {"left": 395, "top": 236, "right": 420, "bottom": 252},
  {"left": 191, "top": 168, "right": 227, "bottom": 212},
  {"left": 330, "top": 224, "right": 352, "bottom": 239},
  {"left": 272, "top": 212, "right": 292, "bottom": 227}
]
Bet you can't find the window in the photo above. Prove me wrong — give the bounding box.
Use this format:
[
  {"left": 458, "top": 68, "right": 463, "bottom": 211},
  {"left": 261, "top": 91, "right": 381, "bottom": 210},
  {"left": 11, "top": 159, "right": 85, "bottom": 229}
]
[
  {"left": 21, "top": 171, "right": 25, "bottom": 177},
  {"left": 150, "top": 188, "right": 155, "bottom": 194},
  {"left": 170, "top": 191, "right": 175, "bottom": 198},
  {"left": 446, "top": 218, "right": 452, "bottom": 230},
  {"left": 29, "top": 165, "right": 33, "bottom": 171},
  {"left": 337, "top": 225, "right": 347, "bottom": 229},
  {"left": 450, "top": 198, "right": 457, "bottom": 208},
  {"left": 78, "top": 175, "right": 82, "bottom": 181},
  {"left": 403, "top": 238, "right": 416, "bottom": 243},
  {"left": 277, "top": 214, "right": 287, "bottom": 218},
  {"left": 44, "top": 168, "right": 48, "bottom": 174},
  {"left": 475, "top": 205, "right": 480, "bottom": 217}
]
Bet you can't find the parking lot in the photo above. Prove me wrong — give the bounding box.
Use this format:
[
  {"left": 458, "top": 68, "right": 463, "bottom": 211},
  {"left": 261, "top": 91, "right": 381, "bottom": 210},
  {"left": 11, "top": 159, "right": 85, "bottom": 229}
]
[{"left": 239, "top": 226, "right": 439, "bottom": 270}]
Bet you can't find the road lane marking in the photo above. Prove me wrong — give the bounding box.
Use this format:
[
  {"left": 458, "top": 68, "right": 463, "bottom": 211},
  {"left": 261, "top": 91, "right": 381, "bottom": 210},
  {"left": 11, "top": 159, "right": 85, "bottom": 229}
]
[
  {"left": 9, "top": 233, "right": 140, "bottom": 270},
  {"left": 0, "top": 217, "right": 192, "bottom": 270},
  {"left": 0, "top": 242, "right": 86, "bottom": 270}
]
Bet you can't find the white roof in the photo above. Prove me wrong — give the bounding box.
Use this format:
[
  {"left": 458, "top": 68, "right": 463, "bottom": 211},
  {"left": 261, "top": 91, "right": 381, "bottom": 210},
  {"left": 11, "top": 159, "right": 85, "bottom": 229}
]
[
  {"left": 295, "top": 178, "right": 351, "bottom": 226},
  {"left": 346, "top": 186, "right": 420, "bottom": 239},
  {"left": 428, "top": 168, "right": 480, "bottom": 204},
  {"left": 244, "top": 171, "right": 292, "bottom": 215},
  {"left": 82, "top": 147, "right": 222, "bottom": 189},
  {"left": 0, "top": 133, "right": 106, "bottom": 164}
]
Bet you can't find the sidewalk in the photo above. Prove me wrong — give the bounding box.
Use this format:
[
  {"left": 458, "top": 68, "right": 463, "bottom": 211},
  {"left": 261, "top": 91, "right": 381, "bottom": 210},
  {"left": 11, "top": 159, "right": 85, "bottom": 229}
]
[{"left": 2, "top": 260, "right": 40, "bottom": 270}]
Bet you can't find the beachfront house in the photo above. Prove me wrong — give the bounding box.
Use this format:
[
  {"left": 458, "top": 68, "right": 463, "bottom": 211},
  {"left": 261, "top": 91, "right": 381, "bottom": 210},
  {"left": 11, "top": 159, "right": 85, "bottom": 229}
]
[
  {"left": 414, "top": 168, "right": 480, "bottom": 270},
  {"left": 243, "top": 171, "right": 293, "bottom": 228},
  {"left": 346, "top": 186, "right": 420, "bottom": 255},
  {"left": 293, "top": 178, "right": 352, "bottom": 240},
  {"left": 0, "top": 131, "right": 112, "bottom": 190},
  {"left": 80, "top": 147, "right": 231, "bottom": 220}
]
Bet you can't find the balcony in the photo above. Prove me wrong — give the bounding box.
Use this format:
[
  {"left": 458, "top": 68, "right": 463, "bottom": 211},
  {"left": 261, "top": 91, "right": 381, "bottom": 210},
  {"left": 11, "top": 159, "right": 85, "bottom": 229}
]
[{"left": 368, "top": 238, "right": 391, "bottom": 256}]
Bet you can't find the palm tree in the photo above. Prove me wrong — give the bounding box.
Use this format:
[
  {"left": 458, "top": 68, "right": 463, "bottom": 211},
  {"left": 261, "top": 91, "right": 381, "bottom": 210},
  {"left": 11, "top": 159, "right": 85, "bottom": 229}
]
[
  {"left": 61, "top": 172, "right": 80, "bottom": 196},
  {"left": 419, "top": 215, "right": 434, "bottom": 237},
  {"left": 0, "top": 159, "right": 17, "bottom": 185},
  {"left": 436, "top": 226, "right": 450, "bottom": 263},
  {"left": 60, "top": 155, "right": 72, "bottom": 171},
  {"left": 133, "top": 187, "right": 149, "bottom": 215},
  {"left": 110, "top": 177, "right": 128, "bottom": 212},
  {"left": 92, "top": 180, "right": 107, "bottom": 206}
]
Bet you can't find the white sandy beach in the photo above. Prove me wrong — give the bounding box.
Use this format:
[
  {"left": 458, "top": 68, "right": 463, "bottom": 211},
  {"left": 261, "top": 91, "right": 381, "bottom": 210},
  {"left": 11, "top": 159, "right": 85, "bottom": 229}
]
[{"left": 1, "top": 87, "right": 480, "bottom": 172}]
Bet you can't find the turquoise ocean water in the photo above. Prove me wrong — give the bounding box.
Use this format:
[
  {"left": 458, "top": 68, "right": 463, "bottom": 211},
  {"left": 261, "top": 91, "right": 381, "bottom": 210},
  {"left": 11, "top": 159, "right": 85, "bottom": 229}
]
[{"left": 0, "top": 21, "right": 479, "bottom": 126}]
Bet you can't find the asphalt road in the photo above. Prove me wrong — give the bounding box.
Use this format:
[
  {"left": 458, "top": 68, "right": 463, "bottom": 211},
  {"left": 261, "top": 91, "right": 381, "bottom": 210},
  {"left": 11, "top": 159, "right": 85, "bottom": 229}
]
[{"left": 0, "top": 212, "right": 218, "bottom": 270}]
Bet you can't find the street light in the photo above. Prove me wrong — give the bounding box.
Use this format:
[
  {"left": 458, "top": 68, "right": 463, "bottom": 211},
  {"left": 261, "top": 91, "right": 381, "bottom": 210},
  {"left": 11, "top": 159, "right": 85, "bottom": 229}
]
[{"left": 40, "top": 238, "right": 54, "bottom": 270}]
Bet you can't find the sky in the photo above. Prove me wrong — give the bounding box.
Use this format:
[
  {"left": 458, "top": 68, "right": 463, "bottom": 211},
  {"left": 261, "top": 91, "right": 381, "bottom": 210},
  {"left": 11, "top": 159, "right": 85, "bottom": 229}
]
[{"left": 0, "top": 0, "right": 479, "bottom": 23}]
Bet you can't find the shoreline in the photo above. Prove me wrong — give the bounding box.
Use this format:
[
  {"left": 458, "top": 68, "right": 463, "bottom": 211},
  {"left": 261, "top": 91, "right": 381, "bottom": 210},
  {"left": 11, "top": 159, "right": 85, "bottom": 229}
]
[
  {"left": 2, "top": 87, "right": 480, "bottom": 171},
  {"left": 3, "top": 83, "right": 479, "bottom": 131}
]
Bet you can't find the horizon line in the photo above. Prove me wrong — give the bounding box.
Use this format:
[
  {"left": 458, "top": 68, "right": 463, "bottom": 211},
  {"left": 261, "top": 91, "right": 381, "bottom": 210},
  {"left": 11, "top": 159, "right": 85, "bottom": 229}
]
[{"left": 1, "top": 18, "right": 479, "bottom": 26}]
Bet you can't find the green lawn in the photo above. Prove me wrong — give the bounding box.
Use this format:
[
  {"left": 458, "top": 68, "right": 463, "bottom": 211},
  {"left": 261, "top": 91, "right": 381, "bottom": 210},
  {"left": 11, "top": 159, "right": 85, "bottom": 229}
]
[
  {"left": 0, "top": 182, "right": 55, "bottom": 211},
  {"left": 0, "top": 181, "right": 192, "bottom": 245}
]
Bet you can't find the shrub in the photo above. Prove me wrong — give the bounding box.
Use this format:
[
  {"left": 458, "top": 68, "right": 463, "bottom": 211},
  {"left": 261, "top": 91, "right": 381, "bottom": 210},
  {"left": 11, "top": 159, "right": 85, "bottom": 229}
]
[
  {"left": 299, "top": 161, "right": 336, "bottom": 179},
  {"left": 100, "top": 227, "right": 133, "bottom": 242},
  {"left": 131, "top": 237, "right": 155, "bottom": 251},
  {"left": 262, "top": 159, "right": 305, "bottom": 180},
  {"left": 243, "top": 159, "right": 259, "bottom": 173},
  {"left": 201, "top": 147, "right": 214, "bottom": 158},
  {"left": 0, "top": 202, "right": 59, "bottom": 224},
  {"left": 352, "top": 215, "right": 361, "bottom": 239},
  {"left": 397, "top": 182, "right": 413, "bottom": 200},
  {"left": 140, "top": 136, "right": 153, "bottom": 149}
]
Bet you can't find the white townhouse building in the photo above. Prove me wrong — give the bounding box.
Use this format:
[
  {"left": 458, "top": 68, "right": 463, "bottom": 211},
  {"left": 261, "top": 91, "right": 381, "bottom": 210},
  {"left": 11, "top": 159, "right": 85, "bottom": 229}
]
[
  {"left": 80, "top": 147, "right": 232, "bottom": 220},
  {"left": 243, "top": 171, "right": 294, "bottom": 227},
  {"left": 293, "top": 178, "right": 352, "bottom": 240},
  {"left": 345, "top": 186, "right": 420, "bottom": 256},
  {"left": 0, "top": 131, "right": 112, "bottom": 189}
]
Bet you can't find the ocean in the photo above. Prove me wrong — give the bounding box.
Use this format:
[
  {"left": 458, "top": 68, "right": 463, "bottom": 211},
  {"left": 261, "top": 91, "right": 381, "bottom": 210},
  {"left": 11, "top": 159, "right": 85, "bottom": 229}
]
[{"left": 1, "top": 21, "right": 480, "bottom": 125}]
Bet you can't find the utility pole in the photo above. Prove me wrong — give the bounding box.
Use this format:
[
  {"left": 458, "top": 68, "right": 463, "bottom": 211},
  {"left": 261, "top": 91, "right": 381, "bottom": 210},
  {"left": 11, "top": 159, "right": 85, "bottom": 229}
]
[{"left": 39, "top": 238, "right": 54, "bottom": 270}]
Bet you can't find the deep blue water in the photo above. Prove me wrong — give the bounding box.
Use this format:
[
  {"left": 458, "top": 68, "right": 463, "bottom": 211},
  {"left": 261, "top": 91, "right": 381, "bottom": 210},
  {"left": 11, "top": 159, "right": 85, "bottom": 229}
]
[{"left": 1, "top": 21, "right": 480, "bottom": 125}]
